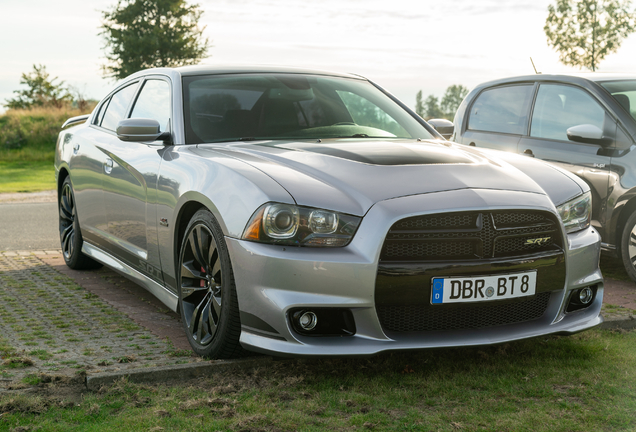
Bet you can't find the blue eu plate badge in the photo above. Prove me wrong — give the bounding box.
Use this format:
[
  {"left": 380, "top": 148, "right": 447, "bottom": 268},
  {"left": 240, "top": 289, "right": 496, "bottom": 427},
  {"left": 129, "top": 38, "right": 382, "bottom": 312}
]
[{"left": 432, "top": 278, "right": 444, "bottom": 304}]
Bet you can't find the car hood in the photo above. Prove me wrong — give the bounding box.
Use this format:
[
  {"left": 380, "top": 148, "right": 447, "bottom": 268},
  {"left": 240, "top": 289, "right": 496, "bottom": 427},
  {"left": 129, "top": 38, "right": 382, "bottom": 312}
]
[{"left": 199, "top": 139, "right": 583, "bottom": 216}]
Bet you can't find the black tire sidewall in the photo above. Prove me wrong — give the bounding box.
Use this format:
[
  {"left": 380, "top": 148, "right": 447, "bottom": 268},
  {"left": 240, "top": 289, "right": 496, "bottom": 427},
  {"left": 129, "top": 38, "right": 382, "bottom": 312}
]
[
  {"left": 620, "top": 211, "right": 636, "bottom": 282},
  {"left": 177, "top": 209, "right": 241, "bottom": 358},
  {"left": 59, "top": 177, "right": 85, "bottom": 268}
]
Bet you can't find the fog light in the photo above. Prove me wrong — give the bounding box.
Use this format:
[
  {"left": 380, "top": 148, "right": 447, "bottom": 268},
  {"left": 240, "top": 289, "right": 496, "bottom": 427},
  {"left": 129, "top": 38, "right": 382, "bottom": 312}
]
[
  {"left": 298, "top": 311, "right": 317, "bottom": 330},
  {"left": 579, "top": 287, "right": 593, "bottom": 304}
]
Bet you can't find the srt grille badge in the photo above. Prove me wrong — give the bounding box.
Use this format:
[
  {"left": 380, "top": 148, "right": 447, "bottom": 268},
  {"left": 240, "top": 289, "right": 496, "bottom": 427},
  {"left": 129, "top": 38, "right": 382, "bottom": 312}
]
[{"left": 525, "top": 237, "right": 551, "bottom": 246}]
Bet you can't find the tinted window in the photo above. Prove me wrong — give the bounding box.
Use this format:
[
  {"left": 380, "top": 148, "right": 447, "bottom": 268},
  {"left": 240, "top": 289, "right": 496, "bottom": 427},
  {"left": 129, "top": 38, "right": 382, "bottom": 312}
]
[
  {"left": 182, "top": 74, "right": 433, "bottom": 144},
  {"left": 100, "top": 83, "right": 138, "bottom": 131},
  {"left": 530, "top": 84, "right": 605, "bottom": 141},
  {"left": 336, "top": 91, "right": 408, "bottom": 137},
  {"left": 468, "top": 85, "right": 533, "bottom": 134},
  {"left": 94, "top": 97, "right": 110, "bottom": 126},
  {"left": 130, "top": 80, "right": 171, "bottom": 131},
  {"left": 600, "top": 80, "right": 636, "bottom": 122}
]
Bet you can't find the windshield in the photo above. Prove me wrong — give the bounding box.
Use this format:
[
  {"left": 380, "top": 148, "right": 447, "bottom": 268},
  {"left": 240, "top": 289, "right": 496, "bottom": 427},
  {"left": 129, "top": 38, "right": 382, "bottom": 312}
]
[
  {"left": 600, "top": 80, "right": 636, "bottom": 122},
  {"left": 182, "top": 74, "right": 434, "bottom": 144}
]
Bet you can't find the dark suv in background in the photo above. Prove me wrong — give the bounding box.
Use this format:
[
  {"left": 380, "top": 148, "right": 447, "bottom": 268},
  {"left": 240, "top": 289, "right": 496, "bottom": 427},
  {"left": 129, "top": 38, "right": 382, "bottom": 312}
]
[{"left": 449, "top": 74, "right": 636, "bottom": 281}]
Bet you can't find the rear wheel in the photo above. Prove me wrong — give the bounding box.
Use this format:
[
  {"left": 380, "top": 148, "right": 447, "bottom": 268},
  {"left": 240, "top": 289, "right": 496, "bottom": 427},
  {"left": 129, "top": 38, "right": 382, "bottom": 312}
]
[
  {"left": 178, "top": 209, "right": 243, "bottom": 358},
  {"left": 58, "top": 177, "right": 102, "bottom": 270},
  {"left": 620, "top": 212, "right": 636, "bottom": 282}
]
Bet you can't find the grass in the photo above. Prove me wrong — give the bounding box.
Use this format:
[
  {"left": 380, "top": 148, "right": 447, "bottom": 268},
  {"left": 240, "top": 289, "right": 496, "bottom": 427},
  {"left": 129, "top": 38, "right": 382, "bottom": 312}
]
[
  {"left": 0, "top": 106, "right": 94, "bottom": 162},
  {"left": 0, "top": 329, "right": 635, "bottom": 431},
  {"left": 0, "top": 160, "right": 55, "bottom": 193},
  {"left": 0, "top": 106, "right": 93, "bottom": 193}
]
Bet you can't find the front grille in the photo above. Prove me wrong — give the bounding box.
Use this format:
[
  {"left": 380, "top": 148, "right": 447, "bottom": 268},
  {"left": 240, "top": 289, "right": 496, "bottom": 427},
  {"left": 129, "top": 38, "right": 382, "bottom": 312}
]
[
  {"left": 381, "top": 210, "right": 562, "bottom": 262},
  {"left": 375, "top": 210, "right": 565, "bottom": 335},
  {"left": 377, "top": 292, "right": 551, "bottom": 332}
]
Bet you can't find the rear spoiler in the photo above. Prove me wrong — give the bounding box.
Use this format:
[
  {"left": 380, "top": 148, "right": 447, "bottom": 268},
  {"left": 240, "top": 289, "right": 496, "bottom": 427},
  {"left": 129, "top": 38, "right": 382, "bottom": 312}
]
[{"left": 62, "top": 114, "right": 90, "bottom": 129}]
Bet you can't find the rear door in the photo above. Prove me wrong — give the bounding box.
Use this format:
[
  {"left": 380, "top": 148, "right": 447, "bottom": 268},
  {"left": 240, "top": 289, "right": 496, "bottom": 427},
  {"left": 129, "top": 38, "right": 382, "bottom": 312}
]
[
  {"left": 459, "top": 84, "right": 534, "bottom": 152},
  {"left": 517, "top": 83, "right": 614, "bottom": 236}
]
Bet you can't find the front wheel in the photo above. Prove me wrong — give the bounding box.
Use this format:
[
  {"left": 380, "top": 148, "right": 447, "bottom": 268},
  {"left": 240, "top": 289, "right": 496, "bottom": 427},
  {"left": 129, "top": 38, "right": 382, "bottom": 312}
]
[
  {"left": 177, "top": 209, "right": 243, "bottom": 358},
  {"left": 58, "top": 177, "right": 102, "bottom": 270},
  {"left": 620, "top": 211, "right": 636, "bottom": 282}
]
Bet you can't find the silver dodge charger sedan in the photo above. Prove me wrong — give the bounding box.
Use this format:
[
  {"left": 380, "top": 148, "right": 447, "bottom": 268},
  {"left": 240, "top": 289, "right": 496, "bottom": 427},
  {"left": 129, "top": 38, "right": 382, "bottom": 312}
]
[{"left": 55, "top": 66, "right": 603, "bottom": 358}]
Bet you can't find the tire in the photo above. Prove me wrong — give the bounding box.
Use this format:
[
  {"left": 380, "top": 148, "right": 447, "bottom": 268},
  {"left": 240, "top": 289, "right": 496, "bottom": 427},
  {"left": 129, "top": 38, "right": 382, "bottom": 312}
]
[
  {"left": 620, "top": 211, "right": 636, "bottom": 283},
  {"left": 177, "top": 209, "right": 243, "bottom": 358},
  {"left": 58, "top": 177, "right": 102, "bottom": 270}
]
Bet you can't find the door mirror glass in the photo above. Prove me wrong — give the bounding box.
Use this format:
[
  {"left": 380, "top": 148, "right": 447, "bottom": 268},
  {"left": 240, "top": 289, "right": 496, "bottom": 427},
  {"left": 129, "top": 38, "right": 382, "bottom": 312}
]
[
  {"left": 427, "top": 118, "right": 454, "bottom": 139},
  {"left": 117, "top": 118, "right": 169, "bottom": 142}
]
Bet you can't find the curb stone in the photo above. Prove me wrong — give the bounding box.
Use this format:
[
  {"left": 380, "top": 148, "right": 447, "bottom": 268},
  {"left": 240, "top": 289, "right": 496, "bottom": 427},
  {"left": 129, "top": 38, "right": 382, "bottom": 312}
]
[
  {"left": 85, "top": 356, "right": 274, "bottom": 391},
  {"left": 599, "top": 314, "right": 636, "bottom": 330}
]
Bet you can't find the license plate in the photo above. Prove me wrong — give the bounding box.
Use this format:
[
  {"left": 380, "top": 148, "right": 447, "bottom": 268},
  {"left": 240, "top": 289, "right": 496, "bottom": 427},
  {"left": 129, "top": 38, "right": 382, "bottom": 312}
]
[{"left": 431, "top": 271, "right": 537, "bottom": 304}]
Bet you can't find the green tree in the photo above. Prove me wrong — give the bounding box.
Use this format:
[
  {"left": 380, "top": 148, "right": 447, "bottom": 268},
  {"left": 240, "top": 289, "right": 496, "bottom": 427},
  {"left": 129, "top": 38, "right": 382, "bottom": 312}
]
[
  {"left": 440, "top": 85, "right": 469, "bottom": 119},
  {"left": 423, "top": 96, "right": 444, "bottom": 119},
  {"left": 3, "top": 65, "right": 71, "bottom": 110},
  {"left": 100, "top": 0, "right": 210, "bottom": 80},
  {"left": 415, "top": 90, "right": 425, "bottom": 117},
  {"left": 545, "top": 0, "right": 635, "bottom": 71}
]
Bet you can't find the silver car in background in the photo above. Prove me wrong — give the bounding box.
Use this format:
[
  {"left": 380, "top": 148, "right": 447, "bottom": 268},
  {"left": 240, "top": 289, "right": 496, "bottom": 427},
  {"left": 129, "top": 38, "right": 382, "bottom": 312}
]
[{"left": 55, "top": 66, "right": 603, "bottom": 358}]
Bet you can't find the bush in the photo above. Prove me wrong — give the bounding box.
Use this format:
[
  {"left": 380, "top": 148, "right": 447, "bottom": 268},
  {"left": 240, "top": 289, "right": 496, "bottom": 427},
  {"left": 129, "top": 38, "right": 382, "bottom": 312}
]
[{"left": 0, "top": 105, "right": 95, "bottom": 162}]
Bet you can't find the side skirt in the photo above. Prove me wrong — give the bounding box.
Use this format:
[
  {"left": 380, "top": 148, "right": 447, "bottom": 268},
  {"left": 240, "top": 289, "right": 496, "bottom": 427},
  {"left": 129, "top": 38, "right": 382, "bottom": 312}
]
[{"left": 82, "top": 242, "right": 179, "bottom": 312}]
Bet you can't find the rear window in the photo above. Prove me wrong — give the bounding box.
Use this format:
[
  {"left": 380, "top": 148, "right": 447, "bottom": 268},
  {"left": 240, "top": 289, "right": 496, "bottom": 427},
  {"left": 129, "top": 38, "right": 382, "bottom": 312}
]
[
  {"left": 600, "top": 80, "right": 636, "bottom": 122},
  {"left": 468, "top": 85, "right": 533, "bottom": 135}
]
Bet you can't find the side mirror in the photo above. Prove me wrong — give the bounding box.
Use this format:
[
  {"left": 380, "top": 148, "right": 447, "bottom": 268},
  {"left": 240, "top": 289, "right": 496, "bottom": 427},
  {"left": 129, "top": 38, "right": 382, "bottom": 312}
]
[
  {"left": 427, "top": 118, "right": 454, "bottom": 140},
  {"left": 116, "top": 118, "right": 171, "bottom": 143},
  {"left": 566, "top": 124, "right": 610, "bottom": 146}
]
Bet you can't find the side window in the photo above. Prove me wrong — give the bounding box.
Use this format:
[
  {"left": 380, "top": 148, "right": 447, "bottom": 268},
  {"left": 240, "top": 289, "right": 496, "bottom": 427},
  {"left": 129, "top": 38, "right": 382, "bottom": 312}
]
[
  {"left": 130, "top": 79, "right": 171, "bottom": 131},
  {"left": 100, "top": 83, "right": 138, "bottom": 131},
  {"left": 468, "top": 85, "right": 533, "bottom": 134},
  {"left": 530, "top": 84, "right": 605, "bottom": 141},
  {"left": 94, "top": 97, "right": 110, "bottom": 126}
]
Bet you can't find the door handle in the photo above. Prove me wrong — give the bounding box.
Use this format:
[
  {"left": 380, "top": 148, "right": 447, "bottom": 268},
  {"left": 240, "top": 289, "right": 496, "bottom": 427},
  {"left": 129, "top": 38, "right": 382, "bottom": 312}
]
[
  {"left": 104, "top": 158, "right": 113, "bottom": 174},
  {"left": 73, "top": 144, "right": 80, "bottom": 154},
  {"left": 523, "top": 149, "right": 534, "bottom": 158}
]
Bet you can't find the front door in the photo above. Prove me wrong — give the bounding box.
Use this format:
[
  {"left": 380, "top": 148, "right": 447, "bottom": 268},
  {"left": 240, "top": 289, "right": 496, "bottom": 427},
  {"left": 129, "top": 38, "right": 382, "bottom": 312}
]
[
  {"left": 101, "top": 78, "right": 172, "bottom": 283},
  {"left": 517, "top": 83, "right": 614, "bottom": 238}
]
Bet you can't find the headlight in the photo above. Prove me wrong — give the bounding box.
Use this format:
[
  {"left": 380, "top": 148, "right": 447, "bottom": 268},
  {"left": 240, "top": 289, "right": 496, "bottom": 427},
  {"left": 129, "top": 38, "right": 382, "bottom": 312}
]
[
  {"left": 557, "top": 191, "right": 591, "bottom": 234},
  {"left": 242, "top": 203, "right": 361, "bottom": 247}
]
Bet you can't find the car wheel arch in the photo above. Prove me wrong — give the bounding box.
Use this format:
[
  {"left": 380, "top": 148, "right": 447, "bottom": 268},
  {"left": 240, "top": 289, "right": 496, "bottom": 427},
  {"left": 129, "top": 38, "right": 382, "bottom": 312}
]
[
  {"left": 615, "top": 194, "right": 636, "bottom": 248},
  {"left": 57, "top": 167, "right": 70, "bottom": 196}
]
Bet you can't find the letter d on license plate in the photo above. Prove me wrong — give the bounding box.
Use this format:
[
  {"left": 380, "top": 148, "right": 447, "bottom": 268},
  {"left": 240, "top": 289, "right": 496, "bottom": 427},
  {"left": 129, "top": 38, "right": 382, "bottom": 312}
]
[{"left": 431, "top": 271, "right": 537, "bottom": 304}]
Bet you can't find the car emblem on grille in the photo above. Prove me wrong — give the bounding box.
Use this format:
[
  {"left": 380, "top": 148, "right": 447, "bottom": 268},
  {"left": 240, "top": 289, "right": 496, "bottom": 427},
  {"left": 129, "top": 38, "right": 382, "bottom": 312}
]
[{"left": 525, "top": 237, "right": 551, "bottom": 245}]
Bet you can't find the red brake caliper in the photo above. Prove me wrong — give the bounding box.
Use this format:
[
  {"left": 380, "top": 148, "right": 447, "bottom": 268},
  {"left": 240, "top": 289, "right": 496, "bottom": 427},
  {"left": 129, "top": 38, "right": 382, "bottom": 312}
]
[{"left": 200, "top": 266, "right": 206, "bottom": 287}]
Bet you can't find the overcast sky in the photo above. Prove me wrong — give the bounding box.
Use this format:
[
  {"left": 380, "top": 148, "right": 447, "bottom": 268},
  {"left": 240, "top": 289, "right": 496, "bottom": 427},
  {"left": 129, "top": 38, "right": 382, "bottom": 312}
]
[{"left": 2, "top": 0, "right": 636, "bottom": 114}]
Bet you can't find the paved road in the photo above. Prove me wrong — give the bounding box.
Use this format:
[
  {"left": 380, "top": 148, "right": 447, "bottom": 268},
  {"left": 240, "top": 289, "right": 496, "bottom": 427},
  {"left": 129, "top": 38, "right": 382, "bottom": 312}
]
[{"left": 0, "top": 202, "right": 59, "bottom": 250}]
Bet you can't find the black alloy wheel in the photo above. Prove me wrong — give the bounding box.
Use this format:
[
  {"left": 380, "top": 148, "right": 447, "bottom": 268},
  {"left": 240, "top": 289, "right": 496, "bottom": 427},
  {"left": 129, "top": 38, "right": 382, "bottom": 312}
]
[
  {"left": 58, "top": 177, "right": 101, "bottom": 270},
  {"left": 620, "top": 211, "right": 636, "bottom": 282},
  {"left": 178, "top": 209, "right": 242, "bottom": 358}
]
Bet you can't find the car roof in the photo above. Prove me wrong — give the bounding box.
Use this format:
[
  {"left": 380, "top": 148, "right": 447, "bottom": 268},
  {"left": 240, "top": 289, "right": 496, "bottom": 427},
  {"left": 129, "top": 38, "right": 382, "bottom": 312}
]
[
  {"left": 124, "top": 64, "right": 365, "bottom": 81},
  {"left": 475, "top": 73, "right": 636, "bottom": 89}
]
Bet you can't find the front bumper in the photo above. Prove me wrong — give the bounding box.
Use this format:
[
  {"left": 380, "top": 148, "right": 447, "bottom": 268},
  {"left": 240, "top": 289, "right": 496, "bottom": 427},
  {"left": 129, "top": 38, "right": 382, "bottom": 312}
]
[{"left": 227, "top": 189, "right": 603, "bottom": 356}]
